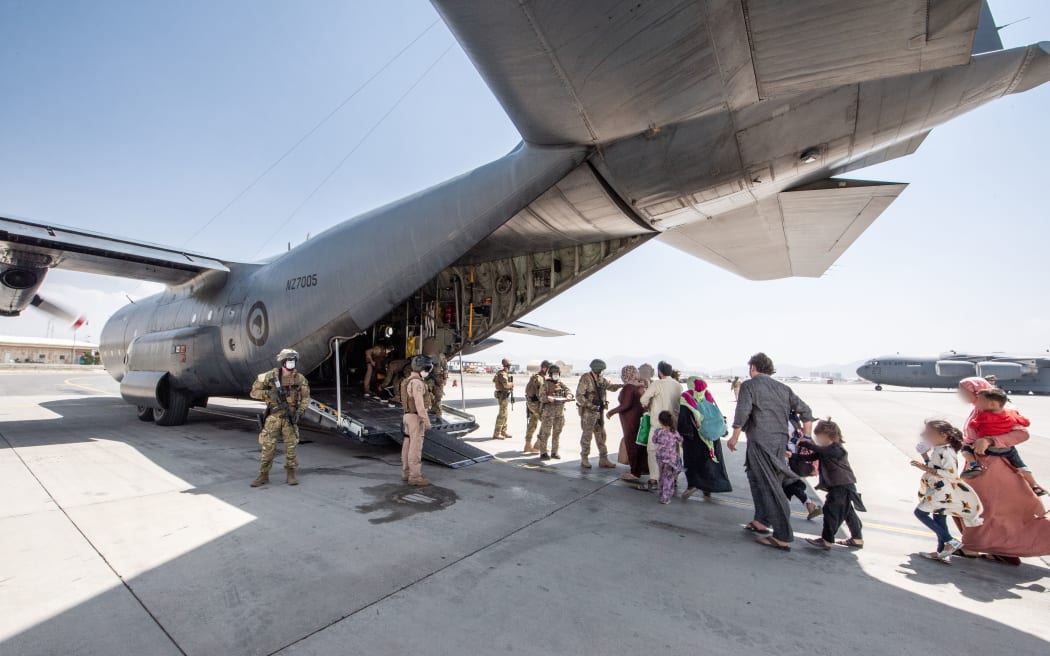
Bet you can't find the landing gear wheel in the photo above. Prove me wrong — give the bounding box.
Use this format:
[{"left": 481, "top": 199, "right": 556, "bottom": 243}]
[
  {"left": 136, "top": 406, "right": 155, "bottom": 422},
  {"left": 154, "top": 388, "right": 190, "bottom": 426},
  {"left": 874, "top": 385, "right": 883, "bottom": 391}
]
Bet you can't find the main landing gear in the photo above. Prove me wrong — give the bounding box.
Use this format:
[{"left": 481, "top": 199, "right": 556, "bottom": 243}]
[{"left": 874, "top": 385, "right": 883, "bottom": 391}]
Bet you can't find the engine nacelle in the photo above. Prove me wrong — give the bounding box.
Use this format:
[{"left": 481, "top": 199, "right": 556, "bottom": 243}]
[
  {"left": 0, "top": 251, "right": 51, "bottom": 316},
  {"left": 975, "top": 361, "right": 1035, "bottom": 381},
  {"left": 935, "top": 360, "right": 976, "bottom": 378}
]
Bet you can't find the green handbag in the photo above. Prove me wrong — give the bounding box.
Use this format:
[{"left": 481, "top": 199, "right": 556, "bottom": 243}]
[{"left": 636, "top": 413, "right": 651, "bottom": 446}]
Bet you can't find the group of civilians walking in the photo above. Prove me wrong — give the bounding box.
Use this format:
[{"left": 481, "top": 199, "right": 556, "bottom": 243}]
[{"left": 560, "top": 351, "right": 1050, "bottom": 562}]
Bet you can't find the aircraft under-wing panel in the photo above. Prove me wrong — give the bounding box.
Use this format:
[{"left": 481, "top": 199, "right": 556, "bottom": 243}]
[
  {"left": 659, "top": 179, "right": 908, "bottom": 280},
  {"left": 1, "top": 1, "right": 1047, "bottom": 465}
]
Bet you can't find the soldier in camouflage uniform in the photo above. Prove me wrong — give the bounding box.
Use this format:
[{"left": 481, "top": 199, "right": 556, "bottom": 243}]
[
  {"left": 422, "top": 338, "right": 448, "bottom": 419},
  {"left": 536, "top": 364, "right": 573, "bottom": 460},
  {"left": 523, "top": 360, "right": 551, "bottom": 453},
  {"left": 492, "top": 358, "right": 515, "bottom": 439},
  {"left": 576, "top": 358, "right": 622, "bottom": 469},
  {"left": 249, "top": 348, "right": 311, "bottom": 487}
]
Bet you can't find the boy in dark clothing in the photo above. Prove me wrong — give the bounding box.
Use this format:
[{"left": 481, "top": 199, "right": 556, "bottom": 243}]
[{"left": 797, "top": 419, "right": 866, "bottom": 550}]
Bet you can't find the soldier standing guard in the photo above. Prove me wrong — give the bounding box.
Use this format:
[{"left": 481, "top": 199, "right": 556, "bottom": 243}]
[
  {"left": 523, "top": 360, "right": 551, "bottom": 453},
  {"left": 422, "top": 338, "right": 448, "bottom": 419},
  {"left": 250, "top": 348, "right": 311, "bottom": 487},
  {"left": 576, "top": 358, "right": 622, "bottom": 469},
  {"left": 536, "top": 364, "right": 573, "bottom": 460},
  {"left": 400, "top": 355, "right": 434, "bottom": 487},
  {"left": 492, "top": 358, "right": 515, "bottom": 439}
]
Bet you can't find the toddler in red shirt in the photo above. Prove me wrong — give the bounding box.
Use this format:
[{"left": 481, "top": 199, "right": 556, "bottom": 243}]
[{"left": 963, "top": 388, "right": 1045, "bottom": 496}]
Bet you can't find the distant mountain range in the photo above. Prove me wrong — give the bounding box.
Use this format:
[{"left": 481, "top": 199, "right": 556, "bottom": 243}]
[{"left": 556, "top": 354, "right": 867, "bottom": 380}]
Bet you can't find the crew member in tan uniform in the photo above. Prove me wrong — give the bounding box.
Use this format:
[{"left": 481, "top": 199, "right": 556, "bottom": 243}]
[
  {"left": 492, "top": 358, "right": 515, "bottom": 439},
  {"left": 400, "top": 355, "right": 434, "bottom": 486},
  {"left": 364, "top": 342, "right": 393, "bottom": 397}
]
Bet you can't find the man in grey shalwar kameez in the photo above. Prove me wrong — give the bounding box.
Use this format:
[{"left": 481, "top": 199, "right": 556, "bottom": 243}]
[{"left": 728, "top": 353, "right": 813, "bottom": 549}]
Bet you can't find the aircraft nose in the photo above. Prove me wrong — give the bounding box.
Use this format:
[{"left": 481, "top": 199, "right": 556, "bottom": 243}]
[{"left": 856, "top": 365, "right": 869, "bottom": 379}]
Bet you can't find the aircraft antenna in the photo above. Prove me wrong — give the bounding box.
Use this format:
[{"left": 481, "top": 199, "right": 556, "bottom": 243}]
[
  {"left": 253, "top": 43, "right": 455, "bottom": 257},
  {"left": 180, "top": 19, "right": 442, "bottom": 246}
]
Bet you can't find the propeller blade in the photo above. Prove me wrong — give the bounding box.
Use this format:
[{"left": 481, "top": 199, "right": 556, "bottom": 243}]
[{"left": 30, "top": 295, "right": 88, "bottom": 329}]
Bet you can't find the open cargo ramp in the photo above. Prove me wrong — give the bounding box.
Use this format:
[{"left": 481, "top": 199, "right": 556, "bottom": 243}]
[{"left": 306, "top": 389, "right": 492, "bottom": 468}]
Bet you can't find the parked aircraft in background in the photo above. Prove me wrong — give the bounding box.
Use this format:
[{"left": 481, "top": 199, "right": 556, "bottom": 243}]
[{"left": 857, "top": 352, "right": 1050, "bottom": 394}]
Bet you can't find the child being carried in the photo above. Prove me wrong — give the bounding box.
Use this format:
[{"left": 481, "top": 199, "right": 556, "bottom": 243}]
[{"left": 964, "top": 388, "right": 1045, "bottom": 496}]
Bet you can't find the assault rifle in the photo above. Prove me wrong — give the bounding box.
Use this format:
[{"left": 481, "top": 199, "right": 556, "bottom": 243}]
[{"left": 269, "top": 376, "right": 301, "bottom": 425}]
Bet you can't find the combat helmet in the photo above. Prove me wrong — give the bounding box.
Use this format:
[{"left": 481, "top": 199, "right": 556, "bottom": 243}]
[
  {"left": 547, "top": 364, "right": 561, "bottom": 377},
  {"left": 589, "top": 358, "right": 606, "bottom": 373},
  {"left": 411, "top": 355, "right": 434, "bottom": 374},
  {"left": 501, "top": 358, "right": 512, "bottom": 367},
  {"left": 540, "top": 359, "right": 552, "bottom": 370},
  {"left": 276, "top": 348, "right": 299, "bottom": 363}
]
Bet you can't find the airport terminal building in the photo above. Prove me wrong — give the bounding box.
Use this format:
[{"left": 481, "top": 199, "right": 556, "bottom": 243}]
[{"left": 0, "top": 335, "right": 99, "bottom": 365}]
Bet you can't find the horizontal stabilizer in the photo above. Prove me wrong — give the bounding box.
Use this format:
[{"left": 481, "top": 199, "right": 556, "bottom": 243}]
[
  {"left": 659, "top": 179, "right": 907, "bottom": 280},
  {"left": 503, "top": 320, "right": 572, "bottom": 338}
]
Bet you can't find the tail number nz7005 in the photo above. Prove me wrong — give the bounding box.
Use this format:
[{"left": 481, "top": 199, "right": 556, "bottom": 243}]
[{"left": 286, "top": 274, "right": 318, "bottom": 291}]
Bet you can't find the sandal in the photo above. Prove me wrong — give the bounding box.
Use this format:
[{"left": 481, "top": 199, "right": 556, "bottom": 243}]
[
  {"left": 920, "top": 552, "right": 951, "bottom": 564},
  {"left": 805, "top": 537, "right": 831, "bottom": 550},
  {"left": 743, "top": 522, "right": 773, "bottom": 535},
  {"left": 836, "top": 538, "right": 864, "bottom": 549},
  {"left": 1032, "top": 486, "right": 1047, "bottom": 497},
  {"left": 756, "top": 536, "right": 791, "bottom": 552}
]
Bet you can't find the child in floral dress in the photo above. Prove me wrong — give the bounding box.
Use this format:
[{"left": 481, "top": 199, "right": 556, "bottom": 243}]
[
  {"left": 651, "top": 411, "right": 683, "bottom": 504},
  {"left": 911, "top": 419, "right": 984, "bottom": 564}
]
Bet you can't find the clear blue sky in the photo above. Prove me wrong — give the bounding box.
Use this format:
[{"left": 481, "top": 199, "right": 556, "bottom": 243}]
[{"left": 1, "top": 1, "right": 1048, "bottom": 372}]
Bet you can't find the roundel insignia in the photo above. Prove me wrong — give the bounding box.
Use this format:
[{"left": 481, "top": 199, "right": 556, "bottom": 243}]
[{"left": 246, "top": 301, "right": 269, "bottom": 347}]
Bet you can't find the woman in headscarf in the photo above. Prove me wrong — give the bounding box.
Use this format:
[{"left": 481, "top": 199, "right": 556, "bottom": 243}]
[
  {"left": 678, "top": 377, "right": 732, "bottom": 499},
  {"left": 607, "top": 365, "right": 649, "bottom": 481},
  {"left": 955, "top": 377, "right": 1050, "bottom": 563}
]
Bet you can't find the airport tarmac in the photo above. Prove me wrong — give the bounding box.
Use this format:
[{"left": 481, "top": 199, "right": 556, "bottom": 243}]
[{"left": 1, "top": 369, "right": 1048, "bottom": 656}]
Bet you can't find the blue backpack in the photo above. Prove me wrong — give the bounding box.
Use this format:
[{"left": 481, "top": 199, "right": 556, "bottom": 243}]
[{"left": 697, "top": 396, "right": 727, "bottom": 440}]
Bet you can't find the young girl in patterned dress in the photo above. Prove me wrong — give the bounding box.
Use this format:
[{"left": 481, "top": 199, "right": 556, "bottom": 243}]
[
  {"left": 911, "top": 419, "right": 984, "bottom": 564},
  {"left": 651, "top": 411, "right": 683, "bottom": 504}
]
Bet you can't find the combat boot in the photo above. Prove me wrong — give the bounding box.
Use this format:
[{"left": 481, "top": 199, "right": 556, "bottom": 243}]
[
  {"left": 580, "top": 457, "right": 592, "bottom": 469},
  {"left": 598, "top": 457, "right": 616, "bottom": 469},
  {"left": 286, "top": 468, "right": 298, "bottom": 486},
  {"left": 250, "top": 472, "right": 269, "bottom": 487},
  {"left": 408, "top": 477, "right": 432, "bottom": 487},
  {"left": 524, "top": 439, "right": 539, "bottom": 453}
]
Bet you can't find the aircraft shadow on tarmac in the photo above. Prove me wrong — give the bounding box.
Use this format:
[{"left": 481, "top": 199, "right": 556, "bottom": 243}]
[{"left": 2, "top": 396, "right": 1049, "bottom": 655}]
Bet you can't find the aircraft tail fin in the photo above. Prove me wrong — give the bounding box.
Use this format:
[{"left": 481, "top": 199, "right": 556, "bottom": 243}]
[{"left": 973, "top": 1, "right": 1004, "bottom": 54}]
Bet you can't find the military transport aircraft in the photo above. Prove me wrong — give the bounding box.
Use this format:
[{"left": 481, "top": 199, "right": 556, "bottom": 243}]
[
  {"left": 857, "top": 352, "right": 1050, "bottom": 394},
  {"left": 2, "top": 1, "right": 1049, "bottom": 465}
]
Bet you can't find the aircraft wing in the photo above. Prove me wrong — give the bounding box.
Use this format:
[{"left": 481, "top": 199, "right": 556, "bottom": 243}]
[
  {"left": 659, "top": 180, "right": 908, "bottom": 280},
  {"left": 1, "top": 215, "right": 230, "bottom": 284},
  {"left": 432, "top": 0, "right": 985, "bottom": 146},
  {"left": 503, "top": 321, "right": 572, "bottom": 338}
]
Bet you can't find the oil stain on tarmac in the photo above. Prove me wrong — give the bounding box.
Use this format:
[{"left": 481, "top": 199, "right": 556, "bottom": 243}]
[{"left": 355, "top": 483, "right": 459, "bottom": 524}]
